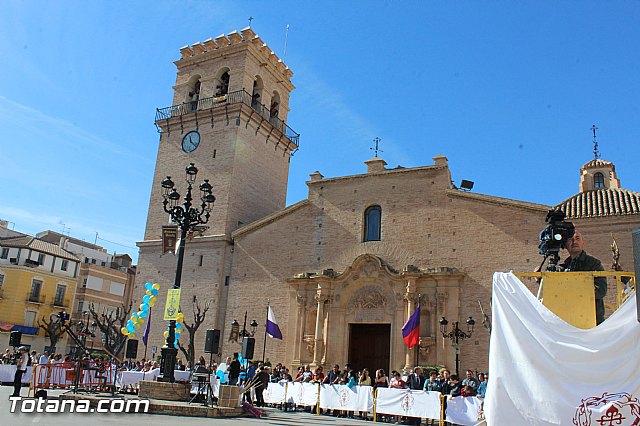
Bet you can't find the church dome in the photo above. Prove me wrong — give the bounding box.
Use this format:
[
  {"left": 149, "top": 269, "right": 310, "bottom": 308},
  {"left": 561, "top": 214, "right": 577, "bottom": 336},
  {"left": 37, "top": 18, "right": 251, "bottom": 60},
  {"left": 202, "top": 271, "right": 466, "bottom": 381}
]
[{"left": 556, "top": 188, "right": 640, "bottom": 219}]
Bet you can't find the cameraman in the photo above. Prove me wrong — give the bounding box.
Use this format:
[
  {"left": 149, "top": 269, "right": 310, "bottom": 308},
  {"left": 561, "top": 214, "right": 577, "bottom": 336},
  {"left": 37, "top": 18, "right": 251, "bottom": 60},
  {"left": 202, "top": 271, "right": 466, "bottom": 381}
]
[
  {"left": 12, "top": 346, "right": 29, "bottom": 397},
  {"left": 560, "top": 231, "right": 608, "bottom": 325}
]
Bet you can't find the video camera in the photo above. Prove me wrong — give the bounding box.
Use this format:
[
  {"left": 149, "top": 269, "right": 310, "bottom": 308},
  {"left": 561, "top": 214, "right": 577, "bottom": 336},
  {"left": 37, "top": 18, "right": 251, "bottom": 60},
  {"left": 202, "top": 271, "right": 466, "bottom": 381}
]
[{"left": 538, "top": 209, "right": 575, "bottom": 271}]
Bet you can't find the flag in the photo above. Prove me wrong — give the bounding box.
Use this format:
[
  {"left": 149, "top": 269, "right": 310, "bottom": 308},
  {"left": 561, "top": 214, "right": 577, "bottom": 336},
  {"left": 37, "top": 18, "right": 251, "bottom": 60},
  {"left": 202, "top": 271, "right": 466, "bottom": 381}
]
[
  {"left": 401, "top": 304, "right": 420, "bottom": 348},
  {"left": 266, "top": 306, "right": 283, "bottom": 339},
  {"left": 142, "top": 309, "right": 151, "bottom": 346}
]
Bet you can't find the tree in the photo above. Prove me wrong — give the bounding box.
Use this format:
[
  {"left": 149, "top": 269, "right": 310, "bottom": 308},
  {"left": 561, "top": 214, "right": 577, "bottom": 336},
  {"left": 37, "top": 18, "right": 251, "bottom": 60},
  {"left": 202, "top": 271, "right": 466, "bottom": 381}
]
[
  {"left": 177, "top": 296, "right": 214, "bottom": 367},
  {"left": 88, "top": 302, "right": 132, "bottom": 360},
  {"left": 37, "top": 315, "right": 65, "bottom": 350}
]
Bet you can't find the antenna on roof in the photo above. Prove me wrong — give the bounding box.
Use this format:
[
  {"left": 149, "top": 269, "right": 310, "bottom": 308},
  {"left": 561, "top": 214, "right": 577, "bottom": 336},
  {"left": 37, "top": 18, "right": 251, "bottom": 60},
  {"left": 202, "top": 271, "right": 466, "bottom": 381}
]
[
  {"left": 283, "top": 24, "right": 290, "bottom": 64},
  {"left": 591, "top": 124, "right": 600, "bottom": 160}
]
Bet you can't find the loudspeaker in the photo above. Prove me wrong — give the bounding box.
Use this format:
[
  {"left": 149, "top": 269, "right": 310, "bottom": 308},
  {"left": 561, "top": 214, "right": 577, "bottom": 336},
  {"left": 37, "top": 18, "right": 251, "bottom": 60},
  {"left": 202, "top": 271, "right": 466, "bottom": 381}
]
[
  {"left": 9, "top": 331, "right": 21, "bottom": 347},
  {"left": 205, "top": 329, "right": 220, "bottom": 354},
  {"left": 126, "top": 339, "right": 138, "bottom": 359},
  {"left": 242, "top": 337, "right": 255, "bottom": 360}
]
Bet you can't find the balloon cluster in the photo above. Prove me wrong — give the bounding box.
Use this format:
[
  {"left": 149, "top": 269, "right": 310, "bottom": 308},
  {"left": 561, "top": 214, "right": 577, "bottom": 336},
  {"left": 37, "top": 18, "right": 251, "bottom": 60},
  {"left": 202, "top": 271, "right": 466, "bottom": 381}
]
[
  {"left": 120, "top": 282, "right": 159, "bottom": 338},
  {"left": 163, "top": 312, "right": 185, "bottom": 347}
]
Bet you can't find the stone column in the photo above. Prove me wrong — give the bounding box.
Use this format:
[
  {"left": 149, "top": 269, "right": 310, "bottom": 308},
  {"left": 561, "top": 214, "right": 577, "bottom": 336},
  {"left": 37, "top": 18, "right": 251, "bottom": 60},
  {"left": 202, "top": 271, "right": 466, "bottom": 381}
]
[
  {"left": 293, "top": 294, "right": 307, "bottom": 365},
  {"left": 312, "top": 291, "right": 328, "bottom": 366},
  {"left": 404, "top": 279, "right": 417, "bottom": 369}
]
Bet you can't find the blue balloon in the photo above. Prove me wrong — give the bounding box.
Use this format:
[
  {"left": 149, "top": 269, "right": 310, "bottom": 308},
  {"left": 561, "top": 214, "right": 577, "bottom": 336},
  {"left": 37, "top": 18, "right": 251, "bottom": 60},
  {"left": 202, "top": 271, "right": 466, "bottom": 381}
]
[
  {"left": 126, "top": 325, "right": 135, "bottom": 333},
  {"left": 175, "top": 332, "right": 180, "bottom": 339},
  {"left": 145, "top": 282, "right": 153, "bottom": 291},
  {"left": 151, "top": 289, "right": 159, "bottom": 296},
  {"left": 142, "top": 295, "right": 151, "bottom": 303},
  {"left": 139, "top": 310, "right": 148, "bottom": 318},
  {"left": 141, "top": 303, "right": 150, "bottom": 311},
  {"left": 127, "top": 320, "right": 134, "bottom": 327}
]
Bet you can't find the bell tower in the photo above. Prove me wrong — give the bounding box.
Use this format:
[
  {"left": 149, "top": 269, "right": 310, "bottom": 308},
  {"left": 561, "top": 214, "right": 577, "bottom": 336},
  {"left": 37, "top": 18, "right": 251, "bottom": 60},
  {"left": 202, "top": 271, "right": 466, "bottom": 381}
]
[
  {"left": 135, "top": 28, "right": 299, "bottom": 351},
  {"left": 145, "top": 27, "right": 298, "bottom": 240}
]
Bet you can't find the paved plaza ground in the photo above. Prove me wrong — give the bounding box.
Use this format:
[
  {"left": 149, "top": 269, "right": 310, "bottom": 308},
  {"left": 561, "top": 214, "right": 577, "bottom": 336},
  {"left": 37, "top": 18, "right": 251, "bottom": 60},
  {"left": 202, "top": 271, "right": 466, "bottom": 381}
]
[{"left": 0, "top": 384, "right": 369, "bottom": 426}]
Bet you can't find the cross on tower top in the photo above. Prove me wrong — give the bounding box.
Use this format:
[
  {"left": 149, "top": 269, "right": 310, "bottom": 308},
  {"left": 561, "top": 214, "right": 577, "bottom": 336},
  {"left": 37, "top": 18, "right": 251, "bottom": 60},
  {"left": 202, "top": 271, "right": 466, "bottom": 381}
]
[
  {"left": 591, "top": 124, "right": 600, "bottom": 160},
  {"left": 371, "top": 137, "right": 383, "bottom": 158},
  {"left": 248, "top": 16, "right": 254, "bottom": 27}
]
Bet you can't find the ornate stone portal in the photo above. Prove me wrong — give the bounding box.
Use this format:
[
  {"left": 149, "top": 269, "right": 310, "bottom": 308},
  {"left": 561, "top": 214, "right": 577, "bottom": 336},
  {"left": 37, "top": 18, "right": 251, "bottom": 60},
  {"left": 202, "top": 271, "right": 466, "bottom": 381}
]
[{"left": 287, "top": 254, "right": 464, "bottom": 371}]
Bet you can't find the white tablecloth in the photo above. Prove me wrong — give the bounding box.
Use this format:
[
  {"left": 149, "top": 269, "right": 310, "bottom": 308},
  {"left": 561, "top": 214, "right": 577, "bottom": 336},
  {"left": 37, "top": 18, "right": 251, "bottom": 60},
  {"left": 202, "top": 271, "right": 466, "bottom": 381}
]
[{"left": 0, "top": 365, "right": 33, "bottom": 383}]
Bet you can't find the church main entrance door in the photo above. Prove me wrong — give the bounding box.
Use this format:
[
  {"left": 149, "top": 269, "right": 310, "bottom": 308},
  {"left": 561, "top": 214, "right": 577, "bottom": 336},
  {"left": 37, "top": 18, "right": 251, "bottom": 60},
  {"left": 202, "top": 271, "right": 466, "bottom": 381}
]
[{"left": 348, "top": 323, "right": 391, "bottom": 373}]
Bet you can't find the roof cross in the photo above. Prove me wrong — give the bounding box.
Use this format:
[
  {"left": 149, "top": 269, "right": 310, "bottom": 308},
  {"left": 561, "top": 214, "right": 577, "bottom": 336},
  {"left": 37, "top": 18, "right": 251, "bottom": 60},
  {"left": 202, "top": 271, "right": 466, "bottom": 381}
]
[
  {"left": 371, "top": 137, "right": 383, "bottom": 158},
  {"left": 591, "top": 124, "right": 600, "bottom": 160}
]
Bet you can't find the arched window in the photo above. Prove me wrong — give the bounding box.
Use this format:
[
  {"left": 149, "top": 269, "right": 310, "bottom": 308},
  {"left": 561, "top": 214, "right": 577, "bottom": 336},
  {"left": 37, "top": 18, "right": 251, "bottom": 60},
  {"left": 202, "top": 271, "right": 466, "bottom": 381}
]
[
  {"left": 215, "top": 70, "right": 230, "bottom": 96},
  {"left": 186, "top": 75, "right": 201, "bottom": 111},
  {"left": 594, "top": 172, "right": 605, "bottom": 189},
  {"left": 251, "top": 76, "right": 264, "bottom": 112},
  {"left": 364, "top": 205, "right": 382, "bottom": 242}
]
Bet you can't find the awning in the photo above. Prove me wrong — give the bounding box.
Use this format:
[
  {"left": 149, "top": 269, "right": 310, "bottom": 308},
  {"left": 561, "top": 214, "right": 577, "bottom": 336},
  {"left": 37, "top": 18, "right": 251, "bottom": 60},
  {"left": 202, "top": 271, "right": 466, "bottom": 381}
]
[
  {"left": 0, "top": 322, "right": 14, "bottom": 332},
  {"left": 12, "top": 325, "right": 39, "bottom": 335}
]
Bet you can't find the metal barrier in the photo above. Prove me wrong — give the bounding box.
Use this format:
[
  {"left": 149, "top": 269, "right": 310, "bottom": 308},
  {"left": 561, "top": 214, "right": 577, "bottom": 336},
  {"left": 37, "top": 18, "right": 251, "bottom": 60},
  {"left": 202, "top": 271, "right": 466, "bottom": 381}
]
[{"left": 30, "top": 361, "right": 116, "bottom": 396}]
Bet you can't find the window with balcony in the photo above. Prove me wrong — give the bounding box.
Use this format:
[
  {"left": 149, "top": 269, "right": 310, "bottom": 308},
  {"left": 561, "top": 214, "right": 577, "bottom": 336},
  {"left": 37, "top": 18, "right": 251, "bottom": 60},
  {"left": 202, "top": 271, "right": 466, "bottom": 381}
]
[
  {"left": 0, "top": 248, "right": 8, "bottom": 259},
  {"left": 54, "top": 284, "right": 66, "bottom": 306},
  {"left": 30, "top": 279, "right": 43, "bottom": 302},
  {"left": 363, "top": 205, "right": 382, "bottom": 242},
  {"left": 61, "top": 259, "right": 68, "bottom": 271}
]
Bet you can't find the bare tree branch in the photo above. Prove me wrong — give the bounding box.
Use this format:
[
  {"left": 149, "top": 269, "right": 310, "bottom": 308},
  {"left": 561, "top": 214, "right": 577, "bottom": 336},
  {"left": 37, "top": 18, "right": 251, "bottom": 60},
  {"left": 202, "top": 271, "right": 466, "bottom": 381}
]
[
  {"left": 178, "top": 296, "right": 214, "bottom": 366},
  {"left": 37, "top": 315, "right": 65, "bottom": 349},
  {"left": 88, "top": 301, "right": 132, "bottom": 360}
]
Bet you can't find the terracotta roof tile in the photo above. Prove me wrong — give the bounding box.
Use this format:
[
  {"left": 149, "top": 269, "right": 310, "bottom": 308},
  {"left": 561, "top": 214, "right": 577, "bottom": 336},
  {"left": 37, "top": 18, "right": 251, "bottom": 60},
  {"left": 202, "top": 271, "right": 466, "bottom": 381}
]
[
  {"left": 0, "top": 236, "right": 79, "bottom": 261},
  {"left": 556, "top": 188, "right": 640, "bottom": 219}
]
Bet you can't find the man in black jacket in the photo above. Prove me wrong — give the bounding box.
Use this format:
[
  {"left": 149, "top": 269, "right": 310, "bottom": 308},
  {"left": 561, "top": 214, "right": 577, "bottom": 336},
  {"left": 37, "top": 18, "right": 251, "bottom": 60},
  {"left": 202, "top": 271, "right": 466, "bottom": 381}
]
[
  {"left": 228, "top": 353, "right": 241, "bottom": 385},
  {"left": 560, "top": 231, "right": 608, "bottom": 325}
]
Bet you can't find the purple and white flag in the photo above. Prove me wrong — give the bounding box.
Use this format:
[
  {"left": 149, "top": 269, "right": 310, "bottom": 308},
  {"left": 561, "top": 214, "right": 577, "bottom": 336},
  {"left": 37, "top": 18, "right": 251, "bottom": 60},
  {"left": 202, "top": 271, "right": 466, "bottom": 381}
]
[
  {"left": 142, "top": 309, "right": 151, "bottom": 346},
  {"left": 266, "top": 306, "right": 283, "bottom": 339}
]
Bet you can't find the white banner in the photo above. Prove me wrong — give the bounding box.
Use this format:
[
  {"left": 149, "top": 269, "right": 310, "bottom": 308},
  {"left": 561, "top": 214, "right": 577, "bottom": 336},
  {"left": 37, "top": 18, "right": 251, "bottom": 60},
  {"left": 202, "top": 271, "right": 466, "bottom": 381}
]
[
  {"left": 319, "top": 384, "right": 373, "bottom": 411},
  {"left": 264, "top": 382, "right": 287, "bottom": 404},
  {"left": 0, "top": 365, "right": 32, "bottom": 383},
  {"left": 446, "top": 396, "right": 482, "bottom": 425},
  {"left": 375, "top": 387, "right": 441, "bottom": 419},
  {"left": 286, "top": 382, "right": 319, "bottom": 406},
  {"left": 485, "top": 272, "right": 640, "bottom": 426}
]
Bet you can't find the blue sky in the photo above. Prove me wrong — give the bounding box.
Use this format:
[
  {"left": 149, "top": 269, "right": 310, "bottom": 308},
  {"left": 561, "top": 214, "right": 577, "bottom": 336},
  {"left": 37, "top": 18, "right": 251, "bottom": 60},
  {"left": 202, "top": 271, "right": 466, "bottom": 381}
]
[{"left": 1, "top": 2, "right": 639, "bottom": 262}]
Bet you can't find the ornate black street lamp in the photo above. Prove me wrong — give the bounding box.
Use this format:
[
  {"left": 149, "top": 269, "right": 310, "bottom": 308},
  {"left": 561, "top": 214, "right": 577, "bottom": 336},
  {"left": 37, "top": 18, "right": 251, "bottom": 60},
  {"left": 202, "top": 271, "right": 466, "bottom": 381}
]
[
  {"left": 439, "top": 316, "right": 475, "bottom": 377},
  {"left": 159, "top": 163, "right": 215, "bottom": 382},
  {"left": 232, "top": 312, "right": 258, "bottom": 339}
]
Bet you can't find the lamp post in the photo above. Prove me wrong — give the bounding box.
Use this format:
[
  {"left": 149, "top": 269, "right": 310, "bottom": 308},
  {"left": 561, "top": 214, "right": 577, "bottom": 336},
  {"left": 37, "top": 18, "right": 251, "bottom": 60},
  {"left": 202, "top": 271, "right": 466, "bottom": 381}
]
[
  {"left": 232, "top": 313, "right": 257, "bottom": 384},
  {"left": 158, "top": 163, "right": 215, "bottom": 382},
  {"left": 439, "top": 316, "right": 475, "bottom": 377}
]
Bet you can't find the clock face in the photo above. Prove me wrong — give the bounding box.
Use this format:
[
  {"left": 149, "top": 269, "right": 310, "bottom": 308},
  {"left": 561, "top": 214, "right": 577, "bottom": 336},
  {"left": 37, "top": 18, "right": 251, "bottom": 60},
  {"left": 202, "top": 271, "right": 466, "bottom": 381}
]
[{"left": 181, "top": 131, "right": 200, "bottom": 153}]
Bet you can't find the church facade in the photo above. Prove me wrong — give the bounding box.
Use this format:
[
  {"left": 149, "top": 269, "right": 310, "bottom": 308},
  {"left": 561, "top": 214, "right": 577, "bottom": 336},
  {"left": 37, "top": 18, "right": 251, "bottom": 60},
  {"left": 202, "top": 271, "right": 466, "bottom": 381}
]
[{"left": 135, "top": 28, "right": 640, "bottom": 373}]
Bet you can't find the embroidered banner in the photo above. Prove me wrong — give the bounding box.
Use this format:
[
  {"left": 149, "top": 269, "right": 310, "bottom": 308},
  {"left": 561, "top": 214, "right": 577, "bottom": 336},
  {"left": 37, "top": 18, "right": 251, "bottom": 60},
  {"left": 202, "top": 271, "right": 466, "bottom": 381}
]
[
  {"left": 446, "top": 396, "right": 483, "bottom": 425},
  {"left": 375, "top": 388, "right": 441, "bottom": 419},
  {"left": 264, "top": 382, "right": 287, "bottom": 404},
  {"left": 485, "top": 272, "right": 640, "bottom": 426}
]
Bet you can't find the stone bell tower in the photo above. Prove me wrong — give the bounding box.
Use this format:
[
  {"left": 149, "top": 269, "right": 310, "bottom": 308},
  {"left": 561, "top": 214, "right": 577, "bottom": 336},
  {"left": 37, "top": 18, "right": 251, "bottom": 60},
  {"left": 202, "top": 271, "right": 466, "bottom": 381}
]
[{"left": 135, "top": 27, "right": 299, "bottom": 353}]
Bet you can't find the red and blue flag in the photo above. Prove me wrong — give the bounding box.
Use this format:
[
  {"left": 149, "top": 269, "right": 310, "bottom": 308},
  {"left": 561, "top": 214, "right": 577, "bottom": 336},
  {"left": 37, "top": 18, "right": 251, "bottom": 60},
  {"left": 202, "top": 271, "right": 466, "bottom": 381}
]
[{"left": 402, "top": 304, "right": 420, "bottom": 348}]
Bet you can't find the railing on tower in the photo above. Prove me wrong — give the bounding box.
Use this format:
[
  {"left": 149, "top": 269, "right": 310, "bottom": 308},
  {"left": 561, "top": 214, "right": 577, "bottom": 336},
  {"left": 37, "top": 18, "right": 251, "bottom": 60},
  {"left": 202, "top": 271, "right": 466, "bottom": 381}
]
[{"left": 155, "top": 89, "right": 300, "bottom": 147}]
